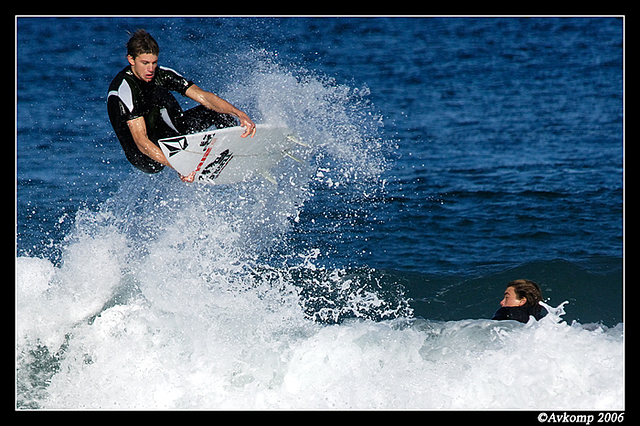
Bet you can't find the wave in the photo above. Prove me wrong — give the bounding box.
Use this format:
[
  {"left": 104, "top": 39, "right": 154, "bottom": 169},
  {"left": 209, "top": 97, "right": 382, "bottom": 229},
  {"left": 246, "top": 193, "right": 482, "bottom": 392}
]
[{"left": 16, "top": 246, "right": 624, "bottom": 409}]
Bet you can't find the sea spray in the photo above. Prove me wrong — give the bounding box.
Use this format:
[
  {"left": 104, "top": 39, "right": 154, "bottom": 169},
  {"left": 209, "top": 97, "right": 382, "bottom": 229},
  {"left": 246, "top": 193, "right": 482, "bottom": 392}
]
[{"left": 221, "top": 49, "right": 390, "bottom": 188}]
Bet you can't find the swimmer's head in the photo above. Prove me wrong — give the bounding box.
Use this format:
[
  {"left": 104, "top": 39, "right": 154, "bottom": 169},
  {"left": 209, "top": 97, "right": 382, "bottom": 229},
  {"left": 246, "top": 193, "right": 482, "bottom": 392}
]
[{"left": 500, "top": 279, "right": 542, "bottom": 308}]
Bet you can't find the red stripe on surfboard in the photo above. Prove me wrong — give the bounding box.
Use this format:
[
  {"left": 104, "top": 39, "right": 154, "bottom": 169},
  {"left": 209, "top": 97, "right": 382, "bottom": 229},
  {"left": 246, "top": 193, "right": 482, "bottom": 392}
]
[{"left": 193, "top": 139, "right": 217, "bottom": 173}]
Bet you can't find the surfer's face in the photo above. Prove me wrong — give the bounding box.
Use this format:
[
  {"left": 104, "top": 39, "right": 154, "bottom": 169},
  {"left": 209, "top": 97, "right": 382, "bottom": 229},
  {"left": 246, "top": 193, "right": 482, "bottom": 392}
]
[
  {"left": 128, "top": 53, "right": 158, "bottom": 83},
  {"left": 500, "top": 286, "right": 526, "bottom": 308}
]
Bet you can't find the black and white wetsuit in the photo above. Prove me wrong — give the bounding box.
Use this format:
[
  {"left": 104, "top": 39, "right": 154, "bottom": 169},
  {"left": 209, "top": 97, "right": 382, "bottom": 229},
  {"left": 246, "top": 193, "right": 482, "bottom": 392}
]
[{"left": 107, "top": 66, "right": 236, "bottom": 173}]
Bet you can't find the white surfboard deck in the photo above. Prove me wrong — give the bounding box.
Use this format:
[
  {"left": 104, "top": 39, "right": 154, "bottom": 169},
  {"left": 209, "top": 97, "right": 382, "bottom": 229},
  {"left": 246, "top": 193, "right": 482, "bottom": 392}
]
[{"left": 158, "top": 124, "right": 305, "bottom": 185}]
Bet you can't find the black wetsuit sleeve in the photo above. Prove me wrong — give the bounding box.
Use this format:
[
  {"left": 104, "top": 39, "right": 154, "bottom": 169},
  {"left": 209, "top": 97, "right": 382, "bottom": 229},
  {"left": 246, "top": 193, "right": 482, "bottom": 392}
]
[
  {"left": 107, "top": 87, "right": 134, "bottom": 142},
  {"left": 108, "top": 74, "right": 141, "bottom": 121},
  {"left": 155, "top": 66, "right": 194, "bottom": 96}
]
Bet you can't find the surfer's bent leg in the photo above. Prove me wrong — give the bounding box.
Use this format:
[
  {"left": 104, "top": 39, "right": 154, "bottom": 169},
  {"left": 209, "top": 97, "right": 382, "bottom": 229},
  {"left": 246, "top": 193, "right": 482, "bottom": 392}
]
[
  {"left": 119, "top": 131, "right": 166, "bottom": 174},
  {"left": 175, "top": 105, "right": 238, "bottom": 134}
]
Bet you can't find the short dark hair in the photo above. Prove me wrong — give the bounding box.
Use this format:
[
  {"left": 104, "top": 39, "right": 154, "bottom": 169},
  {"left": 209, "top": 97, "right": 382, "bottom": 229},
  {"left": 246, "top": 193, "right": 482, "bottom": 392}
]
[
  {"left": 126, "top": 29, "right": 159, "bottom": 58},
  {"left": 507, "top": 279, "right": 542, "bottom": 308}
]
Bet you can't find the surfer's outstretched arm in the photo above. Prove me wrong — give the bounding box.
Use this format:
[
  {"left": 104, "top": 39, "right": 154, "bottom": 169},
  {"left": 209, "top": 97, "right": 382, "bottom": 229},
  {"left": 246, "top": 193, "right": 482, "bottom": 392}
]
[{"left": 185, "top": 84, "right": 256, "bottom": 138}]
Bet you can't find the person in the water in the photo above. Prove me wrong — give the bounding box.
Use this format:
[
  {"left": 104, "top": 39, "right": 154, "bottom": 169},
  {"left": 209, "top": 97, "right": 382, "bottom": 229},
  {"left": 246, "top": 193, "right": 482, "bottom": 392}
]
[{"left": 492, "top": 279, "right": 545, "bottom": 323}]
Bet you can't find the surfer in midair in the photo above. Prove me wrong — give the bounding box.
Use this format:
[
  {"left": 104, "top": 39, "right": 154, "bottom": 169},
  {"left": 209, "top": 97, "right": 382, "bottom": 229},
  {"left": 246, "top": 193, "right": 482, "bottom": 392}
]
[{"left": 107, "top": 29, "right": 256, "bottom": 182}]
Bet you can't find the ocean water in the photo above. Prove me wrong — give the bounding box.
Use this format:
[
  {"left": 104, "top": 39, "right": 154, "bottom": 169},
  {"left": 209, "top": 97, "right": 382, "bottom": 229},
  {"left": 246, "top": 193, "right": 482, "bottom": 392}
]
[{"left": 16, "top": 17, "right": 623, "bottom": 410}]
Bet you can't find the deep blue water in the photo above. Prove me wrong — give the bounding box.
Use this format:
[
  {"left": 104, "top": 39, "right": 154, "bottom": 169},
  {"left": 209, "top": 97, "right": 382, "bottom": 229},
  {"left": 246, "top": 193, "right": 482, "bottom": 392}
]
[{"left": 16, "top": 17, "right": 624, "bottom": 409}]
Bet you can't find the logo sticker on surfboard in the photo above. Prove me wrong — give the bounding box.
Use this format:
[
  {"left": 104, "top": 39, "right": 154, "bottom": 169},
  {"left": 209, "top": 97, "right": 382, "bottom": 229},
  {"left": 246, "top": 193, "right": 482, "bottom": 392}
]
[
  {"left": 199, "top": 149, "right": 234, "bottom": 180},
  {"left": 160, "top": 136, "right": 188, "bottom": 157}
]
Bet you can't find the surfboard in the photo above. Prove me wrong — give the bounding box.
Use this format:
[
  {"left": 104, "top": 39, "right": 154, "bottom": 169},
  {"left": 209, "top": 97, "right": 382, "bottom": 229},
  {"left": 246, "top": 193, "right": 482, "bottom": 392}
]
[{"left": 158, "top": 124, "right": 306, "bottom": 185}]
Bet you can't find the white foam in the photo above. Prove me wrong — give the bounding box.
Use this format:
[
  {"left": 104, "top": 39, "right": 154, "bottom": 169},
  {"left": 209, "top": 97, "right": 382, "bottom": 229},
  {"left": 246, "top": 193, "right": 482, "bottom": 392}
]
[
  {"left": 16, "top": 257, "right": 55, "bottom": 299},
  {"left": 28, "top": 294, "right": 623, "bottom": 409},
  {"left": 17, "top": 222, "right": 624, "bottom": 409},
  {"left": 16, "top": 211, "right": 129, "bottom": 351}
]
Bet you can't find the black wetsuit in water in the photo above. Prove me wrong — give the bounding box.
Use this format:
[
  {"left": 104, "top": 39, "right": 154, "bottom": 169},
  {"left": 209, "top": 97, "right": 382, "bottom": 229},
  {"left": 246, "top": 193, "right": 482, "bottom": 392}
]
[
  {"left": 107, "top": 65, "right": 236, "bottom": 173},
  {"left": 492, "top": 304, "right": 545, "bottom": 323}
]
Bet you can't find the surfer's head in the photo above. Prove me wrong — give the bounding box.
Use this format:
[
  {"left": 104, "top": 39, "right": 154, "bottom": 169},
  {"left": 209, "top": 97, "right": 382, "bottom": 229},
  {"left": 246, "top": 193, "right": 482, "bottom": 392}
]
[
  {"left": 126, "top": 29, "right": 159, "bottom": 58},
  {"left": 126, "top": 29, "right": 159, "bottom": 83},
  {"left": 500, "top": 279, "right": 542, "bottom": 308}
]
